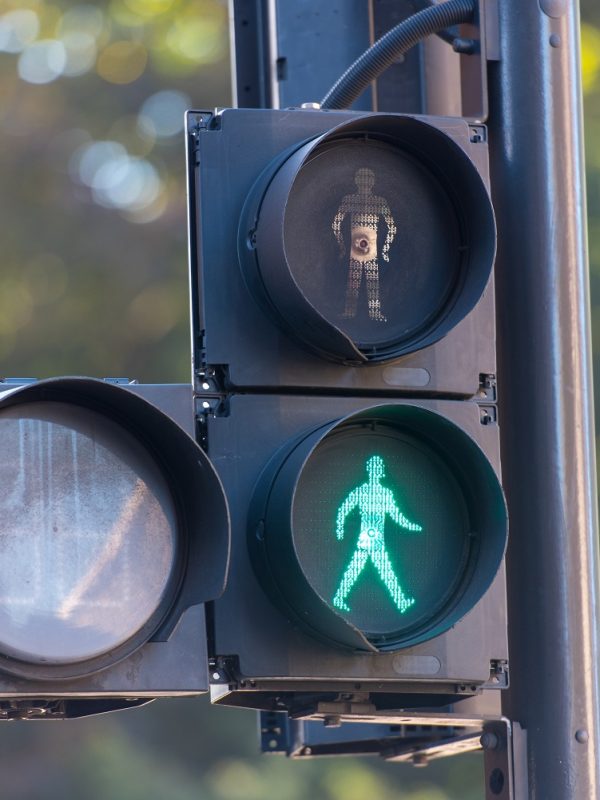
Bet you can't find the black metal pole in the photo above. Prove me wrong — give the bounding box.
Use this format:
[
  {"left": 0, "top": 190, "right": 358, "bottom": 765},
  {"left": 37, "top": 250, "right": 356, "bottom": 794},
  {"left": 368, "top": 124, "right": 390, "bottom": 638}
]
[{"left": 489, "top": 1, "right": 600, "bottom": 796}]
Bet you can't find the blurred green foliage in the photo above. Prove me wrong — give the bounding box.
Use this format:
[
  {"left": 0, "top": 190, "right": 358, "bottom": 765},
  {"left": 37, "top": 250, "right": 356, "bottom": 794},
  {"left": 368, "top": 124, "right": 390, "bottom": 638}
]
[
  {"left": 0, "top": 1, "right": 598, "bottom": 798},
  {"left": 582, "top": 1, "right": 600, "bottom": 467},
  {"left": 0, "top": 0, "right": 229, "bottom": 383},
  {"left": 0, "top": 696, "right": 486, "bottom": 800}
]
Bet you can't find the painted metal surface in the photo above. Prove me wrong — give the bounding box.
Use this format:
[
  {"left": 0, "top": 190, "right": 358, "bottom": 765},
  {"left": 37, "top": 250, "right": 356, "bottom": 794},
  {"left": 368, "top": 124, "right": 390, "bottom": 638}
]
[{"left": 489, "top": 0, "right": 600, "bottom": 796}]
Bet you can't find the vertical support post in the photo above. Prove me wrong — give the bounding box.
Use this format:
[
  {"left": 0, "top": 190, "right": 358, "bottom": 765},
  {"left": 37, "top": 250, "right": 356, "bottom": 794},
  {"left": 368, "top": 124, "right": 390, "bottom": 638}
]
[
  {"left": 488, "top": 1, "right": 600, "bottom": 796},
  {"left": 229, "top": 0, "right": 426, "bottom": 113},
  {"left": 229, "top": 0, "right": 274, "bottom": 108},
  {"left": 422, "top": 34, "right": 461, "bottom": 117}
]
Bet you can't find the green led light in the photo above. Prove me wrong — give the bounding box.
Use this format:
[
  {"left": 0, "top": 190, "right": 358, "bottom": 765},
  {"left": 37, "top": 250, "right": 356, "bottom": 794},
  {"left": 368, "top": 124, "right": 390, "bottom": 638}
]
[
  {"left": 332, "top": 455, "right": 422, "bottom": 615},
  {"left": 252, "top": 408, "right": 507, "bottom": 651}
]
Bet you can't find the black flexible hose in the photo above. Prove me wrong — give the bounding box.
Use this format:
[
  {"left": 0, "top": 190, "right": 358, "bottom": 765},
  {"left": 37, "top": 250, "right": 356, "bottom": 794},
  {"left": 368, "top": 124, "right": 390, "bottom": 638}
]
[
  {"left": 407, "top": 0, "right": 458, "bottom": 44},
  {"left": 320, "top": 0, "right": 475, "bottom": 110}
]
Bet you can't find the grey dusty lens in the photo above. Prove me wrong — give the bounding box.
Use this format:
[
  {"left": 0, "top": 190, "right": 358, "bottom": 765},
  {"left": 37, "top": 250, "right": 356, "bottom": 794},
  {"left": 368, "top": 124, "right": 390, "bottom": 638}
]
[{"left": 0, "top": 401, "right": 177, "bottom": 665}]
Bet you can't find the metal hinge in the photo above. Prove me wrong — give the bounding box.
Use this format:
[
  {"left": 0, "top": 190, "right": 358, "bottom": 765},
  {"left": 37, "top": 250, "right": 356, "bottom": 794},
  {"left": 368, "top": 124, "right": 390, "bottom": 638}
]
[{"left": 187, "top": 111, "right": 215, "bottom": 164}]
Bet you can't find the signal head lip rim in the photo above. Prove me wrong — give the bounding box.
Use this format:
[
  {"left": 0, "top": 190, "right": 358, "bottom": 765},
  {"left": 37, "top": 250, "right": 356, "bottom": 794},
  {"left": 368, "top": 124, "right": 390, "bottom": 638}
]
[
  {"left": 252, "top": 402, "right": 507, "bottom": 652},
  {"left": 0, "top": 376, "right": 230, "bottom": 681},
  {"left": 249, "top": 112, "right": 496, "bottom": 364}
]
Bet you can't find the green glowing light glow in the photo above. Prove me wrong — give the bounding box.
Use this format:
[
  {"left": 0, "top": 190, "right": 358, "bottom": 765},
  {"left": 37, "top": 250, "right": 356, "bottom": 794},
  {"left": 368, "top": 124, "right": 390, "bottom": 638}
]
[{"left": 332, "top": 454, "right": 422, "bottom": 614}]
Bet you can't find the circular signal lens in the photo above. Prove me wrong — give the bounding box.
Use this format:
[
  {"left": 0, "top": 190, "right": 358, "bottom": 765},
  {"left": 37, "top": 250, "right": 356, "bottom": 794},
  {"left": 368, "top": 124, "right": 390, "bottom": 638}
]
[
  {"left": 243, "top": 114, "right": 496, "bottom": 363},
  {"left": 284, "top": 139, "right": 460, "bottom": 350},
  {"left": 293, "top": 423, "right": 469, "bottom": 641},
  {"left": 250, "top": 405, "right": 507, "bottom": 651},
  {"left": 0, "top": 401, "right": 178, "bottom": 667}
]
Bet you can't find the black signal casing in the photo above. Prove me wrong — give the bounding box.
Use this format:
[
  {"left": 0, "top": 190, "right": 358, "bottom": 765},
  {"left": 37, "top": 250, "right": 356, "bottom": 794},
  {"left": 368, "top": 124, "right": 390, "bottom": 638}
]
[
  {"left": 188, "top": 107, "right": 496, "bottom": 397},
  {"left": 190, "top": 107, "right": 508, "bottom": 716},
  {"left": 247, "top": 403, "right": 507, "bottom": 654},
  {"left": 0, "top": 379, "right": 229, "bottom": 716},
  {"left": 206, "top": 394, "right": 508, "bottom": 713}
]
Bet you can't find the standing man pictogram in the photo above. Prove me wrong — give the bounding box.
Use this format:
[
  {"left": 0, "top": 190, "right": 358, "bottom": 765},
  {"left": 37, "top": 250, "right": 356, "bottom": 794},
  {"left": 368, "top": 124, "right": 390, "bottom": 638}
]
[
  {"left": 333, "top": 455, "right": 422, "bottom": 614},
  {"left": 331, "top": 168, "right": 397, "bottom": 322}
]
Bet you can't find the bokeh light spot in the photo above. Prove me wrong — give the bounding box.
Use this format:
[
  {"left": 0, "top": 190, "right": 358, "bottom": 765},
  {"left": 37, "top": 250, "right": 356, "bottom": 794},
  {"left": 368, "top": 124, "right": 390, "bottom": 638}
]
[
  {"left": 59, "top": 5, "right": 105, "bottom": 39},
  {"left": 68, "top": 138, "right": 164, "bottom": 219},
  {"left": 61, "top": 32, "right": 97, "bottom": 77},
  {"left": 582, "top": 24, "right": 600, "bottom": 94},
  {"left": 165, "top": 15, "right": 225, "bottom": 65},
  {"left": 137, "top": 90, "right": 191, "bottom": 139},
  {"left": 0, "top": 9, "right": 39, "bottom": 54},
  {"left": 124, "top": 187, "right": 168, "bottom": 224},
  {"left": 71, "top": 140, "right": 127, "bottom": 186},
  {"left": 207, "top": 759, "right": 265, "bottom": 800},
  {"left": 96, "top": 40, "right": 147, "bottom": 84},
  {"left": 124, "top": 0, "right": 175, "bottom": 19},
  {"left": 92, "top": 156, "right": 161, "bottom": 212},
  {"left": 18, "top": 40, "right": 67, "bottom": 84}
]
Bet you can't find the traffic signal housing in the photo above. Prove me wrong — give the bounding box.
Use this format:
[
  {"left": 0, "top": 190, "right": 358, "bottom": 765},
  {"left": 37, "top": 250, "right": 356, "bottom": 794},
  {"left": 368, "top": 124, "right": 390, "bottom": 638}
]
[
  {"left": 188, "top": 107, "right": 497, "bottom": 396},
  {"left": 188, "top": 107, "right": 509, "bottom": 716},
  {"left": 0, "top": 377, "right": 229, "bottom": 719},
  {"left": 247, "top": 403, "right": 506, "bottom": 654},
  {"left": 239, "top": 113, "right": 495, "bottom": 366}
]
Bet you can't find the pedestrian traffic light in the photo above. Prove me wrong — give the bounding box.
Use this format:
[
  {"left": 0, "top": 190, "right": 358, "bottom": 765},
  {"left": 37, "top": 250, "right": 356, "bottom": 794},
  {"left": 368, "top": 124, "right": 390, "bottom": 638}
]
[
  {"left": 0, "top": 377, "right": 229, "bottom": 719},
  {"left": 248, "top": 405, "right": 505, "bottom": 654},
  {"left": 190, "top": 108, "right": 496, "bottom": 394},
  {"left": 237, "top": 112, "right": 494, "bottom": 367},
  {"left": 187, "top": 106, "right": 509, "bottom": 717}
]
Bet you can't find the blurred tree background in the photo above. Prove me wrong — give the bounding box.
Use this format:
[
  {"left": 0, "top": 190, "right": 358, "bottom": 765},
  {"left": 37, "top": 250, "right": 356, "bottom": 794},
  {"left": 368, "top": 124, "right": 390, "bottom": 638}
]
[{"left": 0, "top": 1, "right": 597, "bottom": 798}]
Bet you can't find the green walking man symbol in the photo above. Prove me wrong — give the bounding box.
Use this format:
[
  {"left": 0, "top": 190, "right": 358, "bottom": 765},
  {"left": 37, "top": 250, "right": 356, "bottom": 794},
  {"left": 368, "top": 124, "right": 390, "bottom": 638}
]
[{"left": 332, "top": 455, "right": 423, "bottom": 614}]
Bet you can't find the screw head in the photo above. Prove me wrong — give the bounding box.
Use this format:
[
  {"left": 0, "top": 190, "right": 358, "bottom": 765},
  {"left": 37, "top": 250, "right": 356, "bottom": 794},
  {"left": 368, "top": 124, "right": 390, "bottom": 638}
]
[{"left": 480, "top": 731, "right": 500, "bottom": 751}]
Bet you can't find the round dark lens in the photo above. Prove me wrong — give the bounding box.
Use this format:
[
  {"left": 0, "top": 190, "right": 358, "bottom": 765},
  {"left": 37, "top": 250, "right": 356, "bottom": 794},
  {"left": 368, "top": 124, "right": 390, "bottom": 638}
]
[{"left": 283, "top": 139, "right": 461, "bottom": 350}]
